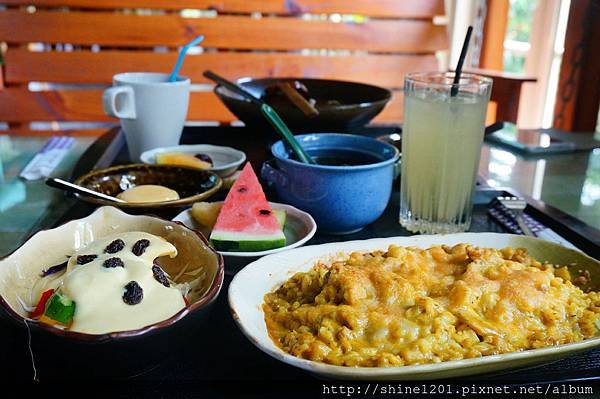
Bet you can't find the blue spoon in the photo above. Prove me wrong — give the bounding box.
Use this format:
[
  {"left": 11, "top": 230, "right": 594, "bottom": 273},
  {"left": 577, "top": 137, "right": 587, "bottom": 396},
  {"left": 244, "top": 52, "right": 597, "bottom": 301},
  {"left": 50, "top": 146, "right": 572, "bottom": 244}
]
[{"left": 168, "top": 35, "right": 204, "bottom": 82}]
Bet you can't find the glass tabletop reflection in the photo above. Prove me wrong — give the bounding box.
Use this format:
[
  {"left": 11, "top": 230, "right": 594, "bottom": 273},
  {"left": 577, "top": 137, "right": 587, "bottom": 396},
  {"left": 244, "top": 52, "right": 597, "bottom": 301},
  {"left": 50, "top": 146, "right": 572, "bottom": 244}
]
[
  {"left": 0, "top": 134, "right": 96, "bottom": 256},
  {"left": 480, "top": 143, "right": 600, "bottom": 230}
]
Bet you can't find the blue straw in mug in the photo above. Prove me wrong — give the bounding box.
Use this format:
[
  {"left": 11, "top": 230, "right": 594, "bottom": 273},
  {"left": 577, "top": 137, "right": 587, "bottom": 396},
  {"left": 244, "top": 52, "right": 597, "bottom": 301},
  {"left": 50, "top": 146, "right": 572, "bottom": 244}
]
[{"left": 168, "top": 35, "right": 205, "bottom": 82}]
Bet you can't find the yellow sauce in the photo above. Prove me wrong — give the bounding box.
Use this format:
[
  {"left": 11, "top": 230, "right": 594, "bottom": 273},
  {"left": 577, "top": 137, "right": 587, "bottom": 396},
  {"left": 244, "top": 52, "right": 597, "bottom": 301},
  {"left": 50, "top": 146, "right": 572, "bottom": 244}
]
[
  {"left": 36, "top": 232, "right": 186, "bottom": 334},
  {"left": 117, "top": 185, "right": 180, "bottom": 203}
]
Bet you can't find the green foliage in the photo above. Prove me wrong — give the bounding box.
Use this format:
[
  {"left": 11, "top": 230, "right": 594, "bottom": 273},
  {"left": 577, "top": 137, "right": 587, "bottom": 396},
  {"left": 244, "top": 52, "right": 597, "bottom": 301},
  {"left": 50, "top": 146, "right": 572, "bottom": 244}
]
[
  {"left": 503, "top": 53, "right": 526, "bottom": 73},
  {"left": 502, "top": 0, "right": 537, "bottom": 73},
  {"left": 506, "top": 0, "right": 538, "bottom": 42}
]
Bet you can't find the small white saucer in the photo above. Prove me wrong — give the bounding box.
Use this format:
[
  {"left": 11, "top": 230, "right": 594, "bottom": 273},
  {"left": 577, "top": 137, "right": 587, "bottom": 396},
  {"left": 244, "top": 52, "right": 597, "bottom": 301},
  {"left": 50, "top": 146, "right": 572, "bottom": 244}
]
[
  {"left": 141, "top": 144, "right": 246, "bottom": 177},
  {"left": 173, "top": 202, "right": 317, "bottom": 272}
]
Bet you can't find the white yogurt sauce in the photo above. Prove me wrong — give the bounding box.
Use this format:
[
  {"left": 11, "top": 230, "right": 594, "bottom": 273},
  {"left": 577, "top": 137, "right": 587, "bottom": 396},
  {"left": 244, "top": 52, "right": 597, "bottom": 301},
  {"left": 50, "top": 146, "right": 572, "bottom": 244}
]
[{"left": 44, "top": 232, "right": 186, "bottom": 334}]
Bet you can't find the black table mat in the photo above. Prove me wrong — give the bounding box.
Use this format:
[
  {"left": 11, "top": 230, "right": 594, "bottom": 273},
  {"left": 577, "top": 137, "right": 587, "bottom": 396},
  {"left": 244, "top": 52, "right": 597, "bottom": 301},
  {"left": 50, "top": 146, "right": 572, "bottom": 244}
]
[{"left": 3, "top": 126, "right": 600, "bottom": 393}]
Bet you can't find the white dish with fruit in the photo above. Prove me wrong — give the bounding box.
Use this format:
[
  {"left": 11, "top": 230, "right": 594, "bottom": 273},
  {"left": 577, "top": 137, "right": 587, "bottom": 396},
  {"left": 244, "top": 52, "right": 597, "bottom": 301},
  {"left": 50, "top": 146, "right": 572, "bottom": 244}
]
[
  {"left": 140, "top": 144, "right": 246, "bottom": 177},
  {"left": 174, "top": 202, "right": 316, "bottom": 258},
  {"left": 173, "top": 163, "right": 316, "bottom": 259}
]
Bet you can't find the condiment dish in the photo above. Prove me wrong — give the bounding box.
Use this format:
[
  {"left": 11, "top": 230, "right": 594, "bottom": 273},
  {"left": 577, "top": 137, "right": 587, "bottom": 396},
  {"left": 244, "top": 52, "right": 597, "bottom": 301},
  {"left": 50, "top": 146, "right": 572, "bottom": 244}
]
[{"left": 73, "top": 164, "right": 222, "bottom": 210}]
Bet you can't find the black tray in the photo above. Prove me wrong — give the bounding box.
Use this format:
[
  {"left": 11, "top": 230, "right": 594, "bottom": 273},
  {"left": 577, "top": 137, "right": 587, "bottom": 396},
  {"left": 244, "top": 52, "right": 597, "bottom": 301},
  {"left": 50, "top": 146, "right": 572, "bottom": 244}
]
[
  {"left": 4, "top": 126, "right": 600, "bottom": 393},
  {"left": 67, "top": 127, "right": 600, "bottom": 254}
]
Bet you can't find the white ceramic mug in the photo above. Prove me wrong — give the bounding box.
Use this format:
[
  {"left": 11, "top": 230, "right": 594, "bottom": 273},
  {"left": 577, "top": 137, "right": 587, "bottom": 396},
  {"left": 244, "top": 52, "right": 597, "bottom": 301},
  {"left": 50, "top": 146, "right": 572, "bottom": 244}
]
[{"left": 102, "top": 73, "right": 190, "bottom": 161}]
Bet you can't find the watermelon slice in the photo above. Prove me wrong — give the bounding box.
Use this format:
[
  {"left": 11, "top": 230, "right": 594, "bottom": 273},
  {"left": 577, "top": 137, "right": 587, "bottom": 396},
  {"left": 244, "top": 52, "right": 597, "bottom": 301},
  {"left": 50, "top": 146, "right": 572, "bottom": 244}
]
[{"left": 210, "top": 163, "right": 286, "bottom": 252}]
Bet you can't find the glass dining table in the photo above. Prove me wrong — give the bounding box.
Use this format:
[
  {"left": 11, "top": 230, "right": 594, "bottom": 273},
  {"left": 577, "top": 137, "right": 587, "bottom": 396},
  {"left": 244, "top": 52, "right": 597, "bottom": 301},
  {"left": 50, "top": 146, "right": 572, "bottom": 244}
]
[
  {"left": 1, "top": 128, "right": 599, "bottom": 258},
  {"left": 2, "top": 127, "right": 600, "bottom": 391},
  {"left": 0, "top": 134, "right": 98, "bottom": 256},
  {"left": 480, "top": 143, "right": 600, "bottom": 232}
]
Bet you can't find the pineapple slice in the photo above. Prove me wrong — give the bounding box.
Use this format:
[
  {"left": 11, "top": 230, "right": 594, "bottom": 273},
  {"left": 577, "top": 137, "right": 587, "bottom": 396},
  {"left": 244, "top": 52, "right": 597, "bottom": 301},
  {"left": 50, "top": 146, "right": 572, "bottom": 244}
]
[{"left": 191, "top": 202, "right": 223, "bottom": 229}]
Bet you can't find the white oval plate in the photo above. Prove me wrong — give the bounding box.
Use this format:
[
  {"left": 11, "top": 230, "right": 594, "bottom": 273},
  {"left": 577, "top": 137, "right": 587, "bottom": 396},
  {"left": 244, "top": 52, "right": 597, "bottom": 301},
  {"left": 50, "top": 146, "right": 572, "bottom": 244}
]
[
  {"left": 140, "top": 144, "right": 246, "bottom": 177},
  {"left": 173, "top": 202, "right": 317, "bottom": 258},
  {"left": 229, "top": 233, "right": 600, "bottom": 380}
]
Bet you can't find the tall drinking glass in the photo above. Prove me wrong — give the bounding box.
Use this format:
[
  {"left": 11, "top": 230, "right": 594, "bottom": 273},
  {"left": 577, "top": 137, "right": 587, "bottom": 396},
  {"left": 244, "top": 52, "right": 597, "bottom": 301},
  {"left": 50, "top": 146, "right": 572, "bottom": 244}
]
[{"left": 400, "top": 72, "right": 492, "bottom": 234}]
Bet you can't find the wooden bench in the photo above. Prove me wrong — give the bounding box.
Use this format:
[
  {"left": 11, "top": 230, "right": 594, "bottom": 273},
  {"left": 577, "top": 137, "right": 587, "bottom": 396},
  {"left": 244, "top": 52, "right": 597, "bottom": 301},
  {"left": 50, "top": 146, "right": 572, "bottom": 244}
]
[{"left": 0, "top": 0, "right": 532, "bottom": 131}]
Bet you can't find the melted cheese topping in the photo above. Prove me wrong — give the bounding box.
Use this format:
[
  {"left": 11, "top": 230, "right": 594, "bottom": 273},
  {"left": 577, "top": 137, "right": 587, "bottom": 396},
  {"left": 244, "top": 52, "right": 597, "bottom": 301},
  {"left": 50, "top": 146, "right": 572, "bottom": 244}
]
[
  {"left": 263, "top": 244, "right": 600, "bottom": 367},
  {"left": 117, "top": 185, "right": 180, "bottom": 203},
  {"left": 44, "top": 232, "right": 185, "bottom": 334}
]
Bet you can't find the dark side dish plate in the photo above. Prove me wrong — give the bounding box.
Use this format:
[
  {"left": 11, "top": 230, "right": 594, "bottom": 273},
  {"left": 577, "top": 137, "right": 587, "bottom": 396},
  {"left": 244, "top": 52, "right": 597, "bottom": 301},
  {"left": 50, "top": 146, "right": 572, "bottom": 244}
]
[{"left": 73, "top": 164, "right": 222, "bottom": 209}]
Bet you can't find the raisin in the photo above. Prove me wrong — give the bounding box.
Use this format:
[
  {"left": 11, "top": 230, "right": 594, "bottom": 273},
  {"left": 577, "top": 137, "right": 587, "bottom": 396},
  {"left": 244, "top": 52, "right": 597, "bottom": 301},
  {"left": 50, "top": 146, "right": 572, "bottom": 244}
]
[
  {"left": 132, "top": 239, "right": 150, "bottom": 256},
  {"left": 104, "top": 239, "right": 125, "bottom": 254},
  {"left": 76, "top": 254, "right": 98, "bottom": 265},
  {"left": 237, "top": 186, "right": 248, "bottom": 193},
  {"left": 122, "top": 281, "right": 143, "bottom": 305},
  {"left": 194, "top": 153, "right": 213, "bottom": 165},
  {"left": 103, "top": 257, "right": 124, "bottom": 268},
  {"left": 41, "top": 261, "right": 68, "bottom": 277},
  {"left": 152, "top": 264, "right": 170, "bottom": 287},
  {"left": 259, "top": 209, "right": 271, "bottom": 215}
]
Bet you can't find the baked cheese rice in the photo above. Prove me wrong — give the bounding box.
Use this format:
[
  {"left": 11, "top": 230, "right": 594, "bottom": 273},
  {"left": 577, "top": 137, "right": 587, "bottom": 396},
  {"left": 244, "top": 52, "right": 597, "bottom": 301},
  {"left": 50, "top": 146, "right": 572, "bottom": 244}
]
[{"left": 263, "top": 244, "right": 600, "bottom": 367}]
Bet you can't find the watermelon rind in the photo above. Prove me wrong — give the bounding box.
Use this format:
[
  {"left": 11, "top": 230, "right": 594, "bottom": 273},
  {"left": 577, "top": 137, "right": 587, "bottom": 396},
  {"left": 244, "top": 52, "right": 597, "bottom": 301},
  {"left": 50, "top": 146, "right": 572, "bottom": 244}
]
[
  {"left": 207, "top": 208, "right": 287, "bottom": 252},
  {"left": 210, "top": 232, "right": 286, "bottom": 252}
]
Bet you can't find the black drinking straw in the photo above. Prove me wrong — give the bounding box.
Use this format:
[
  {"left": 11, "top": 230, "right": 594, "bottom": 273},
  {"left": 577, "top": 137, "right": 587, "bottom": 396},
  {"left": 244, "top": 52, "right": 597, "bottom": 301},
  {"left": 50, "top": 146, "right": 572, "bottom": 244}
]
[{"left": 451, "top": 25, "right": 473, "bottom": 97}]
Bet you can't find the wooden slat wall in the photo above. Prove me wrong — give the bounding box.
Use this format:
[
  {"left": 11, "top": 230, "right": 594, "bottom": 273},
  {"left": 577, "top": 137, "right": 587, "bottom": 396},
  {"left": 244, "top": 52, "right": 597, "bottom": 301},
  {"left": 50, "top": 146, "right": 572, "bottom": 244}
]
[
  {"left": 3, "top": 0, "right": 445, "bottom": 19},
  {"left": 5, "top": 49, "right": 437, "bottom": 87},
  {"left": 0, "top": 0, "right": 443, "bottom": 128},
  {"left": 2, "top": 129, "right": 109, "bottom": 136},
  {"left": 0, "top": 89, "right": 230, "bottom": 122},
  {"left": 0, "top": 11, "right": 446, "bottom": 52},
  {"left": 0, "top": 88, "right": 403, "bottom": 122}
]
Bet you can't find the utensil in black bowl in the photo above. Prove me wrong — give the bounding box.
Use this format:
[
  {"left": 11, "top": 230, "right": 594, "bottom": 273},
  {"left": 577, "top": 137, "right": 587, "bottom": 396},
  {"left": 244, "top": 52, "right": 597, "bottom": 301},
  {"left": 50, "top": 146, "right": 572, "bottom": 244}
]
[
  {"left": 214, "top": 77, "right": 392, "bottom": 132},
  {"left": 46, "top": 177, "right": 126, "bottom": 204},
  {"left": 203, "top": 71, "right": 315, "bottom": 164}
]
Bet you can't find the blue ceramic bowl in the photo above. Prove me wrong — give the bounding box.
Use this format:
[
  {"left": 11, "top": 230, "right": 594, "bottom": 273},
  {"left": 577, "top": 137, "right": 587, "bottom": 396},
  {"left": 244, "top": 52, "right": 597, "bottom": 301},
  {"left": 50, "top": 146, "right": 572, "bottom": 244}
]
[{"left": 262, "top": 134, "right": 400, "bottom": 234}]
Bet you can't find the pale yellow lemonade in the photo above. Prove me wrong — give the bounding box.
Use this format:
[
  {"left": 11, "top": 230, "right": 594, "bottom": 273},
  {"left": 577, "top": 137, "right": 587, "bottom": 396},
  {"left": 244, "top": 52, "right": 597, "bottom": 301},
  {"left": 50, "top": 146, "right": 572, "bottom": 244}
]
[{"left": 400, "top": 91, "right": 488, "bottom": 233}]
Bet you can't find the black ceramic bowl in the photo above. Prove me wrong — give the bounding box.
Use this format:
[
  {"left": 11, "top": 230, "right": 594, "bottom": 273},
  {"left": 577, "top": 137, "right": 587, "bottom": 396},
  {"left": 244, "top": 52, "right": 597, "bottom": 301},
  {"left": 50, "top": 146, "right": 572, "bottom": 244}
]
[
  {"left": 0, "top": 207, "right": 225, "bottom": 379},
  {"left": 214, "top": 77, "right": 392, "bottom": 132}
]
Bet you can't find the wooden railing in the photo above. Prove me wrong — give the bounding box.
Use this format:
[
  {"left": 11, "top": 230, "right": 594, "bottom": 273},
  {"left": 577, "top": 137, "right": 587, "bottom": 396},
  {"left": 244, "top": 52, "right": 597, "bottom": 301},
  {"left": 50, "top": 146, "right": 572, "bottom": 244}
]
[{"left": 0, "top": 0, "right": 446, "bottom": 129}]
